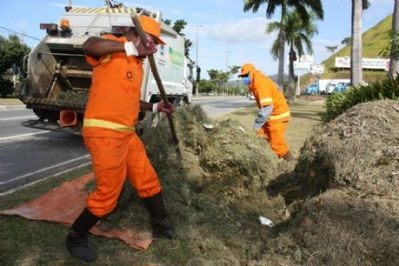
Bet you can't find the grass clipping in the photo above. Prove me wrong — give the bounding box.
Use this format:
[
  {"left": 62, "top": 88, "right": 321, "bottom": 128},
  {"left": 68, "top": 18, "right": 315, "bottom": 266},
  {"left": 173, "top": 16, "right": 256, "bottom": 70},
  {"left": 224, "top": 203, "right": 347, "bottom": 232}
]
[
  {"left": 97, "top": 105, "right": 291, "bottom": 265},
  {"left": 282, "top": 100, "right": 399, "bottom": 265},
  {"left": 97, "top": 102, "right": 398, "bottom": 265}
]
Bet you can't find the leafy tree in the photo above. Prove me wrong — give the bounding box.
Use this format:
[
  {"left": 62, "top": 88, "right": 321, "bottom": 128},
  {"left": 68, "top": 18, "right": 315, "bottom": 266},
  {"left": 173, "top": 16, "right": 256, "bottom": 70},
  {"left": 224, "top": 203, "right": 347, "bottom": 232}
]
[
  {"left": 0, "top": 34, "right": 30, "bottom": 97},
  {"left": 326, "top": 45, "right": 338, "bottom": 55},
  {"left": 207, "top": 69, "right": 229, "bottom": 82},
  {"left": 198, "top": 79, "right": 216, "bottom": 94},
  {"left": 163, "top": 19, "right": 172, "bottom": 26},
  {"left": 341, "top": 37, "right": 351, "bottom": 45},
  {"left": 172, "top": 20, "right": 187, "bottom": 35},
  {"left": 184, "top": 39, "right": 193, "bottom": 58},
  {"left": 243, "top": 0, "right": 323, "bottom": 87},
  {"left": 163, "top": 19, "right": 193, "bottom": 58},
  {"left": 229, "top": 65, "right": 241, "bottom": 76}
]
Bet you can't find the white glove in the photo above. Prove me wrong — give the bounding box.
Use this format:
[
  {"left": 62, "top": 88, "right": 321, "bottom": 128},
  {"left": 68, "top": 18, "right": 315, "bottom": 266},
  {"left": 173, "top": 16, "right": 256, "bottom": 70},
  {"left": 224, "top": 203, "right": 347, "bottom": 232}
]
[{"left": 124, "top": 42, "right": 139, "bottom": 57}]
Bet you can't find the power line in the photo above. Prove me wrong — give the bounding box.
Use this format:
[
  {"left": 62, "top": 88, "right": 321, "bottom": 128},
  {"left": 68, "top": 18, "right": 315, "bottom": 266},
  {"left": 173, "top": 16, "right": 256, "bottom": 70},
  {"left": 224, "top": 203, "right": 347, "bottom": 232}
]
[{"left": 0, "top": 26, "right": 40, "bottom": 41}]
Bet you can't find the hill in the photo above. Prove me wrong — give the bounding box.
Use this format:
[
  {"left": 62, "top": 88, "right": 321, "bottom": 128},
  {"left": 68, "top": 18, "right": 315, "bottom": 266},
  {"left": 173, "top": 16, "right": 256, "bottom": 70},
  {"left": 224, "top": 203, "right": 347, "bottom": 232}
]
[{"left": 301, "top": 15, "right": 393, "bottom": 86}]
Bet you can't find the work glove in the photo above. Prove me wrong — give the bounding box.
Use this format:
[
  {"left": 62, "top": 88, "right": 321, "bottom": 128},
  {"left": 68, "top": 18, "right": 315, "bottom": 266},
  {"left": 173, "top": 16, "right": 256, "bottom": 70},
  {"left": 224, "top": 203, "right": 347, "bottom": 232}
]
[
  {"left": 124, "top": 33, "right": 157, "bottom": 57},
  {"left": 152, "top": 100, "right": 175, "bottom": 114}
]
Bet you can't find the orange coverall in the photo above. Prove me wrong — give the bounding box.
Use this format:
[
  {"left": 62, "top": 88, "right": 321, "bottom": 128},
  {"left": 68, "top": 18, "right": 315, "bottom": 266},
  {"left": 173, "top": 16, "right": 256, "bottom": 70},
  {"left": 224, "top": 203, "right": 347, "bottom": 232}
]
[
  {"left": 247, "top": 66, "right": 291, "bottom": 157},
  {"left": 83, "top": 34, "right": 161, "bottom": 217}
]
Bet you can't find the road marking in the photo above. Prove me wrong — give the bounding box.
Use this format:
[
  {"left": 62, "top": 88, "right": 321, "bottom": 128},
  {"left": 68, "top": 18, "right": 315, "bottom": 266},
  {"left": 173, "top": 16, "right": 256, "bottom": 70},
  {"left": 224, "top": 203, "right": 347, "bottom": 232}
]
[
  {"left": 0, "top": 131, "right": 50, "bottom": 141},
  {"left": 0, "top": 115, "right": 36, "bottom": 121},
  {"left": 0, "top": 155, "right": 90, "bottom": 185},
  {"left": 0, "top": 161, "right": 91, "bottom": 196}
]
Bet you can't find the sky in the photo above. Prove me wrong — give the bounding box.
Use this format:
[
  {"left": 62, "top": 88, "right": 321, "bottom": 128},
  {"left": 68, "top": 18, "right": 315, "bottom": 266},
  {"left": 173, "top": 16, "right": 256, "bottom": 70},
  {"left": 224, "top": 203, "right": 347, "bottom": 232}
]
[{"left": 0, "top": 0, "right": 395, "bottom": 79}]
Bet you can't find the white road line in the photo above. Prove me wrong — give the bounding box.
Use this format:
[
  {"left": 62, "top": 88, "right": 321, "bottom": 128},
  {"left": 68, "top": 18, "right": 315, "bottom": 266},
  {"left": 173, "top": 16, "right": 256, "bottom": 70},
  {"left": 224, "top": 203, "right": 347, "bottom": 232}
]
[
  {"left": 0, "top": 115, "right": 36, "bottom": 121},
  {"left": 0, "top": 161, "right": 91, "bottom": 196},
  {"left": 0, "top": 131, "right": 50, "bottom": 141},
  {"left": 213, "top": 103, "right": 254, "bottom": 118},
  {"left": 0, "top": 154, "right": 91, "bottom": 185}
]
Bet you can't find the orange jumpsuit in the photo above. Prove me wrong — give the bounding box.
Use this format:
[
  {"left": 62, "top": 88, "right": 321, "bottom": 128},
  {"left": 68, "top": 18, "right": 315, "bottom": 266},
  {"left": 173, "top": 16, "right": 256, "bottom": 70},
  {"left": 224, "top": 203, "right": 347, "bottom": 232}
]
[
  {"left": 83, "top": 34, "right": 161, "bottom": 217},
  {"left": 248, "top": 67, "right": 290, "bottom": 157}
]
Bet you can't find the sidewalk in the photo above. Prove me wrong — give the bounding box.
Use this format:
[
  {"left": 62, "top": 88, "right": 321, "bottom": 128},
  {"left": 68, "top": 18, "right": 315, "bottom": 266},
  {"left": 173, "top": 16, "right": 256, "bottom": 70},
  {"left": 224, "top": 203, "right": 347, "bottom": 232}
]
[{"left": 0, "top": 98, "right": 25, "bottom": 109}]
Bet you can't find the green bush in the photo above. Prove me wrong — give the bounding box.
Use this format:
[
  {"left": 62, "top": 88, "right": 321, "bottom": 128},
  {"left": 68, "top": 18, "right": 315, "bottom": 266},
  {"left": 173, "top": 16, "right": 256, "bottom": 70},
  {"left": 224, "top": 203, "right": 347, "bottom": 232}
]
[{"left": 323, "top": 76, "right": 399, "bottom": 121}]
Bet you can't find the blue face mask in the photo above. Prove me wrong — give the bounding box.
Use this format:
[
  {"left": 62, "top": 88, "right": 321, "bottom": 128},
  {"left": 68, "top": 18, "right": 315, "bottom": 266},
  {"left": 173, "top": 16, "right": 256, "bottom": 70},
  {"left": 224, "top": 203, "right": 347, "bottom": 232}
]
[{"left": 242, "top": 76, "right": 251, "bottom": 85}]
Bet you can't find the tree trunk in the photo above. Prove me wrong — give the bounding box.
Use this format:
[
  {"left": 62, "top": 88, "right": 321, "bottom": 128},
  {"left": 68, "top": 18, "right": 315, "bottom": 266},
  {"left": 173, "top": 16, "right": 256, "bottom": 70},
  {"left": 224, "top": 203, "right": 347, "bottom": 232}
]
[
  {"left": 351, "top": 0, "right": 363, "bottom": 86},
  {"left": 277, "top": 4, "right": 287, "bottom": 90},
  {"left": 390, "top": 0, "right": 399, "bottom": 78},
  {"left": 277, "top": 30, "right": 286, "bottom": 90},
  {"left": 287, "top": 47, "right": 296, "bottom": 103}
]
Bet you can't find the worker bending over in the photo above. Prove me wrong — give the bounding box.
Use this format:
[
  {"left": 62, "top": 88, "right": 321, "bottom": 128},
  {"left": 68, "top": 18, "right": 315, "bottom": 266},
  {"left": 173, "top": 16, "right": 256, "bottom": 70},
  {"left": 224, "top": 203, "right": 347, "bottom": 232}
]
[{"left": 239, "top": 63, "right": 295, "bottom": 161}]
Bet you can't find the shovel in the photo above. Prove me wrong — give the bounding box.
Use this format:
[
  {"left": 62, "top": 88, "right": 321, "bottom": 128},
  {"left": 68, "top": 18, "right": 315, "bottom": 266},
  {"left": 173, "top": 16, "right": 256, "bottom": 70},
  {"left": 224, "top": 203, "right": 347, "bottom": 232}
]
[{"left": 129, "top": 11, "right": 181, "bottom": 157}]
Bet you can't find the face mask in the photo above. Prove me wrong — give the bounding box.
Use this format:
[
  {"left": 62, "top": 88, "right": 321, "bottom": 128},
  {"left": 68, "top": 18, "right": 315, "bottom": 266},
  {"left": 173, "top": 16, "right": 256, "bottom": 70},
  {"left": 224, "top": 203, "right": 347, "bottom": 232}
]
[{"left": 242, "top": 76, "right": 251, "bottom": 85}]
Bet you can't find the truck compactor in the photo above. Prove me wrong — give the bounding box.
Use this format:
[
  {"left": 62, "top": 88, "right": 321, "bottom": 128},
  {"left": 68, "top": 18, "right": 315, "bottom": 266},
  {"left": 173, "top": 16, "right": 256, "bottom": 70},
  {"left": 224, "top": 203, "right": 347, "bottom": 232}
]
[{"left": 19, "top": 2, "right": 193, "bottom": 134}]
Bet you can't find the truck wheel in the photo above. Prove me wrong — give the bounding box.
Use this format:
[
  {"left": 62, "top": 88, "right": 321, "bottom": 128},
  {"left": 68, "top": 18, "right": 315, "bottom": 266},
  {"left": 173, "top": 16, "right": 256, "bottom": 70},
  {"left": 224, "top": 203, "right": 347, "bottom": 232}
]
[{"left": 33, "top": 109, "right": 46, "bottom": 120}]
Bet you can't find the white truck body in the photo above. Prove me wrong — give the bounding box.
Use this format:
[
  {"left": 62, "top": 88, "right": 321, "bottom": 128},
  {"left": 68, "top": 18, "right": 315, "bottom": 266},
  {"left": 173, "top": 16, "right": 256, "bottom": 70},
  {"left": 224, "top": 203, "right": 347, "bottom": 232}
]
[
  {"left": 20, "top": 5, "right": 192, "bottom": 133},
  {"left": 56, "top": 7, "right": 192, "bottom": 104}
]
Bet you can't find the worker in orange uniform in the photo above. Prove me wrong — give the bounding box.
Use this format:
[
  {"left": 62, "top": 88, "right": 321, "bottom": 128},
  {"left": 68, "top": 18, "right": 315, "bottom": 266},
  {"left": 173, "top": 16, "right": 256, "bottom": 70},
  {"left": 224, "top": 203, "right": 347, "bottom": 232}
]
[
  {"left": 239, "top": 63, "right": 295, "bottom": 161},
  {"left": 65, "top": 15, "right": 176, "bottom": 262}
]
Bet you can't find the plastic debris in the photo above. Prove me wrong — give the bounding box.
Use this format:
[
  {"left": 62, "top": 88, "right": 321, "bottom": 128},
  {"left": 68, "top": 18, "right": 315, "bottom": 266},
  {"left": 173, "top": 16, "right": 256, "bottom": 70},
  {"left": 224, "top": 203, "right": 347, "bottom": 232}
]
[
  {"left": 259, "top": 216, "right": 274, "bottom": 227},
  {"left": 202, "top": 123, "right": 215, "bottom": 130}
]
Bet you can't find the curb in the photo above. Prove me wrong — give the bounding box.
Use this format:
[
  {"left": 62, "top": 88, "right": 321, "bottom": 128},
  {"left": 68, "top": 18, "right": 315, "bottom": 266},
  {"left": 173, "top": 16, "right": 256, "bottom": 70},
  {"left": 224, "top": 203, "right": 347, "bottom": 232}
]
[{"left": 0, "top": 105, "right": 25, "bottom": 109}]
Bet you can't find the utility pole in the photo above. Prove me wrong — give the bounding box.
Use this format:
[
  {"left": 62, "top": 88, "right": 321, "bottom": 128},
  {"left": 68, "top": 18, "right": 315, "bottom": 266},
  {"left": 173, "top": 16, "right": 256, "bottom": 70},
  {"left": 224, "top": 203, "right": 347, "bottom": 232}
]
[{"left": 193, "top": 24, "right": 203, "bottom": 97}]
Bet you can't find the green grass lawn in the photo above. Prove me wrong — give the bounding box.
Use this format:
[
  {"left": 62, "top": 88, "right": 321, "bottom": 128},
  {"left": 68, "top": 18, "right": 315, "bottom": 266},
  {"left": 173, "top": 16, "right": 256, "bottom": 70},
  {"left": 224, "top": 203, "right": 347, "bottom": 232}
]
[{"left": 0, "top": 99, "right": 325, "bottom": 265}]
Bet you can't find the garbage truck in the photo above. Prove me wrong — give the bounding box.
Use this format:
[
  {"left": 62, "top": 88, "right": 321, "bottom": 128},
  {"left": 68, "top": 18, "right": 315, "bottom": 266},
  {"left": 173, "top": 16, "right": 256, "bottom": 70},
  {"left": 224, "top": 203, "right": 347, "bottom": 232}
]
[{"left": 19, "top": 1, "right": 193, "bottom": 134}]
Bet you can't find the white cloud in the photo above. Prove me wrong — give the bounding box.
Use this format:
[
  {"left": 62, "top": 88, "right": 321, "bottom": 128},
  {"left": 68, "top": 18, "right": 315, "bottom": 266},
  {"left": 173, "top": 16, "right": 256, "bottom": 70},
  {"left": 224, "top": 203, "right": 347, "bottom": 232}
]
[{"left": 204, "top": 17, "right": 271, "bottom": 43}]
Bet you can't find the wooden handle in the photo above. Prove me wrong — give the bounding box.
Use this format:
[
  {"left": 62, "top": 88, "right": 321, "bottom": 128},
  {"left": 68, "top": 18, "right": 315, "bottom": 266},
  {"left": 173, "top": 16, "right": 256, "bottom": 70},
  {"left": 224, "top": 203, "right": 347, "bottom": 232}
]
[{"left": 130, "top": 13, "right": 179, "bottom": 146}]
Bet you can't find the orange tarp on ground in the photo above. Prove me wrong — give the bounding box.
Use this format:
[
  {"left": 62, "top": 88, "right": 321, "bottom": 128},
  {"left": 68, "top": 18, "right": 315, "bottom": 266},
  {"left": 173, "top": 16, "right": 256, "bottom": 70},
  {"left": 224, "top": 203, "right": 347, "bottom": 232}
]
[{"left": 0, "top": 173, "right": 153, "bottom": 251}]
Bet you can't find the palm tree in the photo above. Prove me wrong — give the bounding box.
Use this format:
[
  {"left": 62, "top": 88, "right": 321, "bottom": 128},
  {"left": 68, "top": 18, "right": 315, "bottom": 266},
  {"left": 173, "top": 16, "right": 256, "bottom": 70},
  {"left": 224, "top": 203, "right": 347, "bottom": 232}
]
[
  {"left": 267, "top": 10, "right": 318, "bottom": 101},
  {"left": 389, "top": 0, "right": 399, "bottom": 78},
  {"left": 243, "top": 0, "right": 323, "bottom": 89},
  {"left": 351, "top": 0, "right": 369, "bottom": 86}
]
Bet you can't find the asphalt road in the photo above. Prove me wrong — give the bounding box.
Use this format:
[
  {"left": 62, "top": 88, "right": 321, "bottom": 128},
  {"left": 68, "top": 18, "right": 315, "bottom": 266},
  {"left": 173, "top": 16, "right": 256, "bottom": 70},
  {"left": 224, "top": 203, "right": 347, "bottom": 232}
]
[
  {"left": 0, "top": 108, "right": 90, "bottom": 195},
  {"left": 0, "top": 96, "right": 253, "bottom": 195}
]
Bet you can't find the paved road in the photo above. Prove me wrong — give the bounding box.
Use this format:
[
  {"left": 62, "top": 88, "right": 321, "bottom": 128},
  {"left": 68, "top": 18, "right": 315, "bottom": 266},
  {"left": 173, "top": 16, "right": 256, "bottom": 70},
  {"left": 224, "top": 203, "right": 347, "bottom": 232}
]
[
  {"left": 0, "top": 96, "right": 253, "bottom": 194},
  {"left": 0, "top": 108, "right": 90, "bottom": 195},
  {"left": 191, "top": 96, "right": 253, "bottom": 117}
]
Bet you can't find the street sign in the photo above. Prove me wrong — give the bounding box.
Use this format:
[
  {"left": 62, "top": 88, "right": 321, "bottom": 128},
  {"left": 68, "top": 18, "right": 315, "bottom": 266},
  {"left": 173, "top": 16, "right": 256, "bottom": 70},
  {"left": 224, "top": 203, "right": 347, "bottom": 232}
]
[
  {"left": 294, "top": 55, "right": 314, "bottom": 71},
  {"left": 311, "top": 64, "right": 325, "bottom": 75}
]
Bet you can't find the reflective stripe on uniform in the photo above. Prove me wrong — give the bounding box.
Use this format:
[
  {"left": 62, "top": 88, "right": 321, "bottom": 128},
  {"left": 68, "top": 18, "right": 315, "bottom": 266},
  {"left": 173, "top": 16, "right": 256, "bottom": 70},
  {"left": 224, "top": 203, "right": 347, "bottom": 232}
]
[
  {"left": 260, "top": 97, "right": 273, "bottom": 105},
  {"left": 269, "top": 111, "right": 290, "bottom": 121},
  {"left": 83, "top": 119, "right": 134, "bottom": 133}
]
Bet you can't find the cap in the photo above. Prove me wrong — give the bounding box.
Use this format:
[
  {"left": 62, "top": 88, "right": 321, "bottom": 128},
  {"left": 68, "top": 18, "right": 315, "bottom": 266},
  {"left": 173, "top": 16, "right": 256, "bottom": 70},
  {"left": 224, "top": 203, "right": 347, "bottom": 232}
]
[
  {"left": 139, "top": 15, "right": 165, "bottom": 45},
  {"left": 239, "top": 63, "right": 256, "bottom": 77}
]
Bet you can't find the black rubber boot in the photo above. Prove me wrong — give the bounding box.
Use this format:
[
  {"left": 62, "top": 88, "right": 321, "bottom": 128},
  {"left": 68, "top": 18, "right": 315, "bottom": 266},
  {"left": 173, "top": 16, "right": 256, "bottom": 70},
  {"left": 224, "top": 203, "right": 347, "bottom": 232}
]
[
  {"left": 143, "top": 192, "right": 177, "bottom": 240},
  {"left": 66, "top": 208, "right": 99, "bottom": 262}
]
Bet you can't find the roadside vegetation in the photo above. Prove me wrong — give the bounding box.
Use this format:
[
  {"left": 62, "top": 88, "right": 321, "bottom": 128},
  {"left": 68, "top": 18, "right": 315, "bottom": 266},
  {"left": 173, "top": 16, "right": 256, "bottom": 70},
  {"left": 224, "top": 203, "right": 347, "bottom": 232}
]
[
  {"left": 324, "top": 76, "right": 399, "bottom": 121},
  {"left": 0, "top": 35, "right": 30, "bottom": 98}
]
